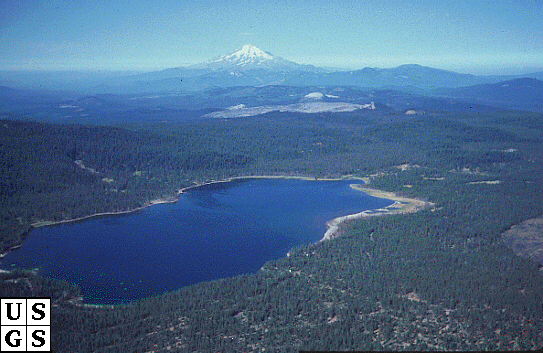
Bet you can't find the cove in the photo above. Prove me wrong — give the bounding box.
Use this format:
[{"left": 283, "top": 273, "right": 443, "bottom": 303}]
[{"left": 0, "top": 178, "right": 393, "bottom": 305}]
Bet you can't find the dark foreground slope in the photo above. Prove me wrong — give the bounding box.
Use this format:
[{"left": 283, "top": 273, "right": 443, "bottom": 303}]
[{"left": 2, "top": 109, "right": 543, "bottom": 351}]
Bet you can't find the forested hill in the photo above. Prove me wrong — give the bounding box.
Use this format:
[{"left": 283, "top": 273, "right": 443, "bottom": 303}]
[{"left": 2, "top": 107, "right": 543, "bottom": 351}]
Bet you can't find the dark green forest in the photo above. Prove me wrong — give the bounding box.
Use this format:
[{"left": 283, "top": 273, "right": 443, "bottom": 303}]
[{"left": 2, "top": 107, "right": 543, "bottom": 351}]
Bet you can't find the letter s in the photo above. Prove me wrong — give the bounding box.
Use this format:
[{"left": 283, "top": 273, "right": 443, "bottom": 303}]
[
  {"left": 32, "top": 302, "right": 46, "bottom": 321},
  {"left": 32, "top": 330, "right": 46, "bottom": 348}
]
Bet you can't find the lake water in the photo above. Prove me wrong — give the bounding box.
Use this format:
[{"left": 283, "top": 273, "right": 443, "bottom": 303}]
[{"left": 0, "top": 178, "right": 392, "bottom": 304}]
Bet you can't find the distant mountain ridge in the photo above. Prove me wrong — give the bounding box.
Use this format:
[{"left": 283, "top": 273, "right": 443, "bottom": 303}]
[
  {"left": 1, "top": 44, "right": 543, "bottom": 94},
  {"left": 282, "top": 64, "right": 490, "bottom": 90},
  {"left": 108, "top": 46, "right": 543, "bottom": 92}
]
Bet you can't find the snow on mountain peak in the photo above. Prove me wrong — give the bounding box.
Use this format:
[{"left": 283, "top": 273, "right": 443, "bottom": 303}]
[
  {"left": 192, "top": 44, "right": 321, "bottom": 73},
  {"left": 236, "top": 45, "right": 274, "bottom": 59},
  {"left": 215, "top": 45, "right": 274, "bottom": 64}
]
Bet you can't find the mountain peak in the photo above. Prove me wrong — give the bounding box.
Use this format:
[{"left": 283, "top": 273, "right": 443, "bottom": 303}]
[
  {"left": 214, "top": 45, "right": 274, "bottom": 64},
  {"left": 192, "top": 44, "right": 322, "bottom": 74}
]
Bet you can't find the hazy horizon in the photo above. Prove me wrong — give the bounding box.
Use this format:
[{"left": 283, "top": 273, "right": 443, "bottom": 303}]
[
  {"left": 1, "top": 1, "right": 542, "bottom": 75},
  {"left": 1, "top": 52, "right": 542, "bottom": 77}
]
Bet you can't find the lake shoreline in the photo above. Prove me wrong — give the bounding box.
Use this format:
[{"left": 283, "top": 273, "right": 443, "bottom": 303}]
[
  {"left": 30, "top": 198, "right": 179, "bottom": 228},
  {"left": 177, "top": 174, "right": 369, "bottom": 194},
  {"left": 178, "top": 175, "right": 434, "bottom": 243},
  {"left": 29, "top": 174, "right": 365, "bottom": 230},
  {"left": 29, "top": 174, "right": 430, "bottom": 244},
  {"left": 321, "top": 184, "right": 434, "bottom": 241}
]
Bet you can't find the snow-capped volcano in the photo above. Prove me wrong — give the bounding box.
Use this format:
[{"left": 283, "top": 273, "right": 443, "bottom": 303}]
[
  {"left": 192, "top": 44, "right": 321, "bottom": 73},
  {"left": 214, "top": 45, "right": 275, "bottom": 65}
]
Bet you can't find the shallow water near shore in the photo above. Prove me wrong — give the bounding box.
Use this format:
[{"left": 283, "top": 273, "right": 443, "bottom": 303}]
[{"left": 1, "top": 178, "right": 392, "bottom": 304}]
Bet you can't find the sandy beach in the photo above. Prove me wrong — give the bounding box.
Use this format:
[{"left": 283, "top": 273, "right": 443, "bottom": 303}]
[{"left": 321, "top": 184, "right": 434, "bottom": 241}]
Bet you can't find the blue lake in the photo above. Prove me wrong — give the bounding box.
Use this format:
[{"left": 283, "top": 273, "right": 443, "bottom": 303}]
[{"left": 0, "top": 178, "right": 392, "bottom": 304}]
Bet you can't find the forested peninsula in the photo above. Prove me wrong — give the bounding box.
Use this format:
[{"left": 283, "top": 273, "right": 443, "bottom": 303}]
[{"left": 2, "top": 108, "right": 543, "bottom": 351}]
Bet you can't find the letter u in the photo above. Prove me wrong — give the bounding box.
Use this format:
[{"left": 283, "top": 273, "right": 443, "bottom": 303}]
[{"left": 6, "top": 302, "right": 22, "bottom": 320}]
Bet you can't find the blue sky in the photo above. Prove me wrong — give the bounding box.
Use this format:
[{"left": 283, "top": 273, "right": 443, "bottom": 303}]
[{"left": 1, "top": 0, "right": 541, "bottom": 74}]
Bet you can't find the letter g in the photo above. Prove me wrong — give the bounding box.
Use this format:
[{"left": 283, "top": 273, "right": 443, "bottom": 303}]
[{"left": 6, "top": 330, "right": 22, "bottom": 347}]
